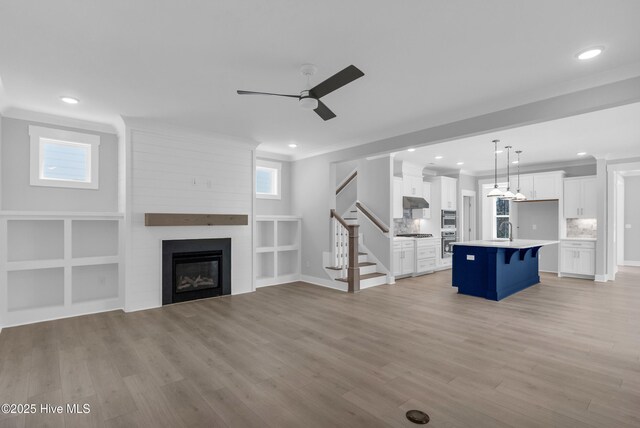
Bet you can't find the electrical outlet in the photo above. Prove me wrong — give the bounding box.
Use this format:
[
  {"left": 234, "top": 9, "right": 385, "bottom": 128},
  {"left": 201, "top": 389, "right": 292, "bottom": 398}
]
[
  {"left": 532, "top": 224, "right": 537, "bottom": 230},
  {"left": 626, "top": 224, "right": 632, "bottom": 229},
  {"left": 305, "top": 260, "right": 310, "bottom": 268}
]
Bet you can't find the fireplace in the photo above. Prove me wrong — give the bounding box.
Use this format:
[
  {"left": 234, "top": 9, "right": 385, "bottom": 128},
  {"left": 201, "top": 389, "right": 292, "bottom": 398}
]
[{"left": 162, "top": 238, "right": 231, "bottom": 305}]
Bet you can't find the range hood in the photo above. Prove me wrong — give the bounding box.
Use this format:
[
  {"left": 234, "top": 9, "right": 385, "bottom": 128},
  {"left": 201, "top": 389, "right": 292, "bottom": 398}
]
[{"left": 403, "top": 196, "right": 429, "bottom": 209}]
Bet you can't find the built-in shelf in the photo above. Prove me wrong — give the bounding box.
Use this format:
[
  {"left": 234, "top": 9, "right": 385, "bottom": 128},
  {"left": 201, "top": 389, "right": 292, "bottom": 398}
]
[
  {"left": 0, "top": 212, "right": 123, "bottom": 328},
  {"left": 255, "top": 216, "right": 301, "bottom": 288}
]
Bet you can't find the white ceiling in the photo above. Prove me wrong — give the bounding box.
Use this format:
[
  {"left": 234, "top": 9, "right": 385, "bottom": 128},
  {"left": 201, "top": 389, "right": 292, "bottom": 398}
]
[
  {"left": 1, "top": 1, "right": 640, "bottom": 160},
  {"left": 394, "top": 102, "right": 640, "bottom": 174}
]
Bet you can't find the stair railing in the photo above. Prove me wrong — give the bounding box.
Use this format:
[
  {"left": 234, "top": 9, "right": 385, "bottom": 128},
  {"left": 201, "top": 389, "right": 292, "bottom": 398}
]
[
  {"left": 355, "top": 201, "right": 389, "bottom": 234},
  {"left": 330, "top": 209, "right": 360, "bottom": 293}
]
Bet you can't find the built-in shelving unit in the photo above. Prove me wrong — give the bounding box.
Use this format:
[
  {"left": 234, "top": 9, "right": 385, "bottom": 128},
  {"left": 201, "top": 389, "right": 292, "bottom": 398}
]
[
  {"left": 255, "top": 215, "right": 301, "bottom": 287},
  {"left": 0, "top": 211, "right": 124, "bottom": 327}
]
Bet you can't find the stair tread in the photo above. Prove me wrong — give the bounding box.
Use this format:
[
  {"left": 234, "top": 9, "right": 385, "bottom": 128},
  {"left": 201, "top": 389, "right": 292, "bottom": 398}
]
[
  {"left": 359, "top": 262, "right": 376, "bottom": 267},
  {"left": 325, "top": 266, "right": 344, "bottom": 270},
  {"left": 336, "top": 272, "right": 386, "bottom": 282}
]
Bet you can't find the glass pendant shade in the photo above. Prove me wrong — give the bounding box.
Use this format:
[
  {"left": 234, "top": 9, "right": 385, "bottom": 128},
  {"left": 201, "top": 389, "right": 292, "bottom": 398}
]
[
  {"left": 502, "top": 189, "right": 516, "bottom": 200},
  {"left": 488, "top": 186, "right": 503, "bottom": 197}
]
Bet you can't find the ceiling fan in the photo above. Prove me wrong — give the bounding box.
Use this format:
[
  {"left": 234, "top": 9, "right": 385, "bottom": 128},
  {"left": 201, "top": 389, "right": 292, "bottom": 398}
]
[{"left": 237, "top": 64, "right": 364, "bottom": 121}]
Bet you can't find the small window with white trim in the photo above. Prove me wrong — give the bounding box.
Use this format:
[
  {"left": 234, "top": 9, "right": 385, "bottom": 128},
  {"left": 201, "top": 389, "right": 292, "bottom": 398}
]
[
  {"left": 29, "top": 126, "right": 100, "bottom": 189},
  {"left": 256, "top": 160, "right": 281, "bottom": 199}
]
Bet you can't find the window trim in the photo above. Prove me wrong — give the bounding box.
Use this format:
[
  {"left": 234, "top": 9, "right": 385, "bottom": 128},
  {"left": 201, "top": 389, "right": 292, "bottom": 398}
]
[
  {"left": 29, "top": 125, "right": 100, "bottom": 190},
  {"left": 255, "top": 159, "right": 281, "bottom": 200}
]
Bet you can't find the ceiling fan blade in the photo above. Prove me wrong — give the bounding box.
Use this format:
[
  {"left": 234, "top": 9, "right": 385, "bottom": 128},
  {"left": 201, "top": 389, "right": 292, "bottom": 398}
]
[
  {"left": 309, "top": 65, "right": 364, "bottom": 99},
  {"left": 236, "top": 90, "right": 299, "bottom": 98},
  {"left": 314, "top": 100, "right": 336, "bottom": 121}
]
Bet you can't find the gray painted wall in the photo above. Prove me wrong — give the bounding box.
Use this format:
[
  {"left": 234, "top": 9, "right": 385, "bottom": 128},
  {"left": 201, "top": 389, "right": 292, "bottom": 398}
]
[
  {"left": 515, "top": 200, "right": 559, "bottom": 272},
  {"left": 356, "top": 156, "right": 392, "bottom": 270},
  {"left": 255, "top": 157, "right": 293, "bottom": 216},
  {"left": 1, "top": 117, "right": 119, "bottom": 212},
  {"left": 624, "top": 176, "right": 640, "bottom": 262},
  {"left": 291, "top": 155, "right": 332, "bottom": 279}
]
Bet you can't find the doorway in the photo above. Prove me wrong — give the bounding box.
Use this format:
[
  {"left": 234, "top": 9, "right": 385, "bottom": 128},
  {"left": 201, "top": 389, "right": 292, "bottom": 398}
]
[{"left": 461, "top": 190, "right": 476, "bottom": 242}]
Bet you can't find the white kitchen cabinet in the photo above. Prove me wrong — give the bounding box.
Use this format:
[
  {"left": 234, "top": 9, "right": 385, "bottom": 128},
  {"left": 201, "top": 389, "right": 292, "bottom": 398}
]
[
  {"left": 415, "top": 239, "right": 438, "bottom": 274},
  {"left": 431, "top": 176, "right": 457, "bottom": 211},
  {"left": 560, "top": 240, "right": 595, "bottom": 277},
  {"left": 393, "top": 240, "right": 415, "bottom": 277},
  {"left": 564, "top": 176, "right": 597, "bottom": 218},
  {"left": 403, "top": 175, "right": 423, "bottom": 197},
  {"left": 517, "top": 172, "right": 563, "bottom": 200},
  {"left": 393, "top": 177, "right": 404, "bottom": 219}
]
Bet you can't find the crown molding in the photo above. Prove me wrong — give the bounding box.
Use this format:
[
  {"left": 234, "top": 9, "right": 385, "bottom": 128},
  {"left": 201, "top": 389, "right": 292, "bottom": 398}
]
[{"left": 1, "top": 107, "right": 117, "bottom": 134}]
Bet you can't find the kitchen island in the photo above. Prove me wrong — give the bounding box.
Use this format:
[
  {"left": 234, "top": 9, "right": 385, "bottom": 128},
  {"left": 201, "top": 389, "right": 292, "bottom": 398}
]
[{"left": 452, "top": 239, "right": 558, "bottom": 301}]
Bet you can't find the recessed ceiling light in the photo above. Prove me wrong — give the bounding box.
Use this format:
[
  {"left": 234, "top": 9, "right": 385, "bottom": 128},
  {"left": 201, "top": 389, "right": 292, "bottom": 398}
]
[
  {"left": 495, "top": 150, "right": 503, "bottom": 154},
  {"left": 288, "top": 143, "right": 297, "bottom": 148},
  {"left": 512, "top": 160, "right": 519, "bottom": 164},
  {"left": 407, "top": 148, "right": 416, "bottom": 152},
  {"left": 60, "top": 96, "right": 79, "bottom": 104},
  {"left": 577, "top": 152, "right": 587, "bottom": 156},
  {"left": 577, "top": 47, "right": 603, "bottom": 60},
  {"left": 434, "top": 156, "right": 443, "bottom": 160},
  {"left": 456, "top": 162, "right": 464, "bottom": 166}
]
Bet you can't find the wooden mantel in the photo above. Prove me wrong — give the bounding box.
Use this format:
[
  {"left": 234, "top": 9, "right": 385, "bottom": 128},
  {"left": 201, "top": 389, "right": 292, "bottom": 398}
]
[{"left": 144, "top": 213, "right": 248, "bottom": 226}]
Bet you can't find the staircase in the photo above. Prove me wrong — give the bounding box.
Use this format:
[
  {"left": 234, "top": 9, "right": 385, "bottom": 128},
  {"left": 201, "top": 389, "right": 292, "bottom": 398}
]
[{"left": 326, "top": 207, "right": 388, "bottom": 291}]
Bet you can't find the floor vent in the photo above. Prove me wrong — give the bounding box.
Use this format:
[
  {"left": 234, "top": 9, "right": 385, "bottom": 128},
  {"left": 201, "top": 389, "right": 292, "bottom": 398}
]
[{"left": 406, "top": 410, "right": 430, "bottom": 424}]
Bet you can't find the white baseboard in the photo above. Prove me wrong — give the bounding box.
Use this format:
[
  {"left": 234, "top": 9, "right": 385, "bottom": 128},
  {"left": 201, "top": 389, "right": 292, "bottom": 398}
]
[
  {"left": 300, "top": 275, "right": 347, "bottom": 292},
  {"left": 623, "top": 260, "right": 640, "bottom": 267},
  {"left": 594, "top": 274, "right": 608, "bottom": 282}
]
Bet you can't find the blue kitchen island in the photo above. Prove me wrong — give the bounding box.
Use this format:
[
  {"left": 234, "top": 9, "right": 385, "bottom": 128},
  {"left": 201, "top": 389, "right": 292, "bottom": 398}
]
[{"left": 452, "top": 239, "right": 558, "bottom": 301}]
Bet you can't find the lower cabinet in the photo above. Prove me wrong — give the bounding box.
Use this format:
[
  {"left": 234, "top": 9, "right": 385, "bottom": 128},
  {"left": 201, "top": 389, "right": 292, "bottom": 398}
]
[
  {"left": 393, "top": 241, "right": 415, "bottom": 277},
  {"left": 560, "top": 240, "right": 595, "bottom": 277},
  {"left": 416, "top": 239, "right": 439, "bottom": 274}
]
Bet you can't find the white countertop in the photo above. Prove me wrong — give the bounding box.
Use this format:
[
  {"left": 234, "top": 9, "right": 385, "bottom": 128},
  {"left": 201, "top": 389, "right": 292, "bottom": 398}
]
[{"left": 452, "top": 239, "right": 559, "bottom": 249}]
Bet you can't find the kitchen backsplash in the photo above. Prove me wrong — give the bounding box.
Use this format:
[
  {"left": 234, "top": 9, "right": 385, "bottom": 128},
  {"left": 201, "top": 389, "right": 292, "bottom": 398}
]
[
  {"left": 566, "top": 218, "right": 597, "bottom": 238},
  {"left": 394, "top": 217, "right": 421, "bottom": 235}
]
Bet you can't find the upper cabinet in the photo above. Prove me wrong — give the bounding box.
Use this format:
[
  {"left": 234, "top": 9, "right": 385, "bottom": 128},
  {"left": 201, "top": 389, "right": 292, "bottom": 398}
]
[
  {"left": 564, "top": 176, "right": 597, "bottom": 218},
  {"left": 516, "top": 172, "right": 563, "bottom": 201},
  {"left": 430, "top": 176, "right": 457, "bottom": 211},
  {"left": 403, "top": 175, "right": 423, "bottom": 197}
]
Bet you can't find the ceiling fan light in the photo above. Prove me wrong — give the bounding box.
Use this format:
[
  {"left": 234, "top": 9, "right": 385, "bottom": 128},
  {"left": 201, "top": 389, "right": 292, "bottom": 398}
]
[{"left": 299, "top": 97, "right": 318, "bottom": 110}]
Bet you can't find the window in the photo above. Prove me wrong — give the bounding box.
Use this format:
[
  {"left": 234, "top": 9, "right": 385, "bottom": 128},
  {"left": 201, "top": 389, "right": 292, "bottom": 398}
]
[
  {"left": 29, "top": 126, "right": 100, "bottom": 189},
  {"left": 256, "top": 160, "right": 281, "bottom": 199},
  {"left": 495, "top": 197, "right": 510, "bottom": 239}
]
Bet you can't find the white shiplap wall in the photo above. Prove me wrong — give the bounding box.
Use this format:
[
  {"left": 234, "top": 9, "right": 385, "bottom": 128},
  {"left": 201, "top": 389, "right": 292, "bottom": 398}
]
[{"left": 125, "top": 128, "right": 256, "bottom": 312}]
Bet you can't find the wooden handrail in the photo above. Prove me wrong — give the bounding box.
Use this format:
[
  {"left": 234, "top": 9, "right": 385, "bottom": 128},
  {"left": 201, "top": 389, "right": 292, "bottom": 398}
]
[
  {"left": 335, "top": 171, "right": 357, "bottom": 195},
  {"left": 355, "top": 202, "right": 389, "bottom": 234},
  {"left": 330, "top": 209, "right": 350, "bottom": 230}
]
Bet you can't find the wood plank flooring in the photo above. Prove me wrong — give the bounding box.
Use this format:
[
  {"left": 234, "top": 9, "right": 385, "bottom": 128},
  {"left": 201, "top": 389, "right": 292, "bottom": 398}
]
[{"left": 1, "top": 267, "right": 640, "bottom": 427}]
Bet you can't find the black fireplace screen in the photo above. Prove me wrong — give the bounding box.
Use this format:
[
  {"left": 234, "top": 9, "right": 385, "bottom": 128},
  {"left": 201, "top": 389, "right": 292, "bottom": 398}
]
[
  {"left": 162, "top": 239, "right": 231, "bottom": 306},
  {"left": 174, "top": 254, "right": 219, "bottom": 293}
]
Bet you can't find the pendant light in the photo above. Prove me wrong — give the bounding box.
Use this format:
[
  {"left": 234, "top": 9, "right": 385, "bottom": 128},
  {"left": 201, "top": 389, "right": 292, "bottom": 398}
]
[
  {"left": 514, "top": 150, "right": 527, "bottom": 201},
  {"left": 487, "top": 139, "right": 504, "bottom": 197},
  {"left": 502, "top": 145, "right": 516, "bottom": 199}
]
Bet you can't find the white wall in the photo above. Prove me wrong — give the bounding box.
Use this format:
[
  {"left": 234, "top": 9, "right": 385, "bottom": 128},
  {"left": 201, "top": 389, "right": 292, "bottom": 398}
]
[
  {"left": 624, "top": 176, "right": 640, "bottom": 262},
  {"left": 1, "top": 117, "right": 119, "bottom": 212},
  {"left": 255, "top": 157, "right": 292, "bottom": 216},
  {"left": 124, "top": 127, "right": 256, "bottom": 312}
]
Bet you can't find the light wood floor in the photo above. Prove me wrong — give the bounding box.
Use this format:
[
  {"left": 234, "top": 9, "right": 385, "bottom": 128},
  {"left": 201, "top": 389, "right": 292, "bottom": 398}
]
[{"left": 1, "top": 268, "right": 640, "bottom": 427}]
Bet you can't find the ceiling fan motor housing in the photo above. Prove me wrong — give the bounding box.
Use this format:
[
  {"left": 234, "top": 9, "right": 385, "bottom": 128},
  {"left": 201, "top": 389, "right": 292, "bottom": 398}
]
[{"left": 299, "top": 90, "right": 319, "bottom": 110}]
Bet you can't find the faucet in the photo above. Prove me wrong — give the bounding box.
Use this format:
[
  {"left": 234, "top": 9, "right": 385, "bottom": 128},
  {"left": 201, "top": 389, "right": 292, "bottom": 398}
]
[{"left": 499, "top": 221, "right": 514, "bottom": 242}]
